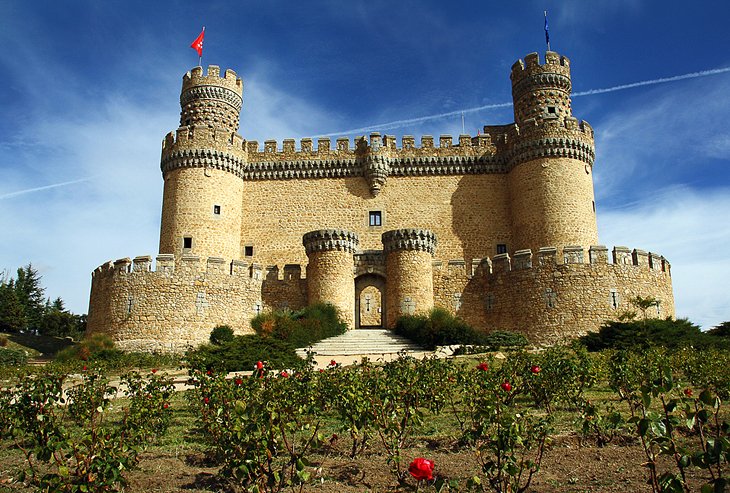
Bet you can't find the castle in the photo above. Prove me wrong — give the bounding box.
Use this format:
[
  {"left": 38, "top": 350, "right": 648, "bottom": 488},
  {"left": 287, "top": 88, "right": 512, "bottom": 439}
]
[{"left": 87, "top": 51, "right": 674, "bottom": 352}]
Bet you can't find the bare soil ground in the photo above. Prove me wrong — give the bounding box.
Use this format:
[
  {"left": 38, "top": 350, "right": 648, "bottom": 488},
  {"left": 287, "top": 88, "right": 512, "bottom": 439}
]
[{"left": 120, "top": 435, "right": 711, "bottom": 492}]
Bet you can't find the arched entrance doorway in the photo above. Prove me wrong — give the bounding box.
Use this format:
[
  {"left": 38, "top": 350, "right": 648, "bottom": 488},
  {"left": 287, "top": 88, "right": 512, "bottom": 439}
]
[{"left": 355, "top": 274, "right": 386, "bottom": 329}]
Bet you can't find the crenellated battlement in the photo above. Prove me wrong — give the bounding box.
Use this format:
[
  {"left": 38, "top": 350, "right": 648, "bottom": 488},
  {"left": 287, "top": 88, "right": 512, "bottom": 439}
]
[
  {"left": 160, "top": 124, "right": 248, "bottom": 177},
  {"left": 245, "top": 132, "right": 497, "bottom": 159},
  {"left": 91, "top": 254, "right": 308, "bottom": 282},
  {"left": 471, "top": 245, "right": 671, "bottom": 276},
  {"left": 181, "top": 65, "right": 243, "bottom": 96},
  {"left": 510, "top": 51, "right": 571, "bottom": 89},
  {"left": 162, "top": 125, "right": 246, "bottom": 152}
]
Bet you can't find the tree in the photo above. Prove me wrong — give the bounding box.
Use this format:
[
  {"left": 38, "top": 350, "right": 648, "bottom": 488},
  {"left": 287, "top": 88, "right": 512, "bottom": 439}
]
[
  {"left": 707, "top": 321, "right": 730, "bottom": 338},
  {"left": 0, "top": 281, "right": 26, "bottom": 333},
  {"left": 13, "top": 264, "right": 46, "bottom": 331},
  {"left": 39, "top": 308, "right": 84, "bottom": 339}
]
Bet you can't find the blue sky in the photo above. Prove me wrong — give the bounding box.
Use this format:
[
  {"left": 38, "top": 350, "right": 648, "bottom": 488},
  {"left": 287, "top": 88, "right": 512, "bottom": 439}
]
[{"left": 1, "top": 1, "right": 729, "bottom": 329}]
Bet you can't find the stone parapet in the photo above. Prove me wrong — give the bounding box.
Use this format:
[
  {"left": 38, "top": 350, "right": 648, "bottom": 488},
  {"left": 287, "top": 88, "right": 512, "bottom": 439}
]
[
  {"left": 474, "top": 245, "right": 671, "bottom": 274},
  {"left": 91, "top": 254, "right": 304, "bottom": 281},
  {"left": 382, "top": 229, "right": 437, "bottom": 255},
  {"left": 302, "top": 229, "right": 360, "bottom": 255},
  {"left": 161, "top": 125, "right": 247, "bottom": 177},
  {"left": 181, "top": 65, "right": 243, "bottom": 98}
]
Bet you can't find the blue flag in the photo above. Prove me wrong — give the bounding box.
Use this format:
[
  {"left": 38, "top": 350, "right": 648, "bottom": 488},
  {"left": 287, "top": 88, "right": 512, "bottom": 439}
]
[{"left": 544, "top": 12, "right": 550, "bottom": 47}]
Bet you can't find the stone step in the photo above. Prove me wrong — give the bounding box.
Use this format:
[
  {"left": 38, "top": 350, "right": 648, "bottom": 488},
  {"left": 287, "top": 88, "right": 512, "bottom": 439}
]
[{"left": 296, "top": 329, "right": 424, "bottom": 357}]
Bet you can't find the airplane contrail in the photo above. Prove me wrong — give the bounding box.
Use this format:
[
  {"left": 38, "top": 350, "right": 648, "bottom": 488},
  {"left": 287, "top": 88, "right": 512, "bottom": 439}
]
[
  {"left": 318, "top": 66, "right": 730, "bottom": 137},
  {"left": 0, "top": 178, "right": 90, "bottom": 200}
]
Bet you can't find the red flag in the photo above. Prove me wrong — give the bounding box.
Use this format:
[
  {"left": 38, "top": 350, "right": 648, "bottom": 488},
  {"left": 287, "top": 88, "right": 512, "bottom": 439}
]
[{"left": 191, "top": 27, "right": 205, "bottom": 57}]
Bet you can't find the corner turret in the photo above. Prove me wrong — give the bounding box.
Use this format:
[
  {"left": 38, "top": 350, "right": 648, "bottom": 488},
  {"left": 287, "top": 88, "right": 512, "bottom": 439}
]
[
  {"left": 506, "top": 52, "right": 598, "bottom": 254},
  {"left": 158, "top": 65, "right": 246, "bottom": 261}
]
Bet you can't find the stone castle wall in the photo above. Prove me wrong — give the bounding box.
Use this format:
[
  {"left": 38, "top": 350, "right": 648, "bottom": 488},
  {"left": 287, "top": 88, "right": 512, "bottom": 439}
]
[
  {"left": 88, "top": 243, "right": 672, "bottom": 351},
  {"left": 433, "top": 245, "right": 674, "bottom": 345},
  {"left": 87, "top": 254, "right": 305, "bottom": 352}
]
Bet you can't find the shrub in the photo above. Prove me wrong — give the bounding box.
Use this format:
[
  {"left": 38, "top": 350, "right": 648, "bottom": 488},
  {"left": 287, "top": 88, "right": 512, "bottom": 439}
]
[
  {"left": 394, "top": 308, "right": 487, "bottom": 350},
  {"left": 185, "top": 335, "right": 302, "bottom": 372},
  {"left": 210, "top": 325, "right": 235, "bottom": 345},
  {"left": 251, "top": 303, "right": 347, "bottom": 348},
  {"left": 54, "top": 333, "right": 180, "bottom": 371},
  {"left": 453, "top": 330, "right": 529, "bottom": 354},
  {"left": 0, "top": 347, "right": 28, "bottom": 366},
  {"left": 55, "top": 333, "right": 120, "bottom": 363},
  {"left": 579, "top": 317, "right": 714, "bottom": 351},
  {"left": 0, "top": 335, "right": 8, "bottom": 347}
]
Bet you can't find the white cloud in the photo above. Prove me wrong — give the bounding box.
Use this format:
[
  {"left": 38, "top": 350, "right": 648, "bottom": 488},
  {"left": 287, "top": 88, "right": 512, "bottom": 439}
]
[
  {"left": 599, "top": 186, "right": 730, "bottom": 330},
  {"left": 593, "top": 74, "right": 730, "bottom": 203}
]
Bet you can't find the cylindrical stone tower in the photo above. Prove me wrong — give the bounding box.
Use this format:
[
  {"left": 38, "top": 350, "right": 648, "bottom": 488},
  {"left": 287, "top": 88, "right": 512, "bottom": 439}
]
[
  {"left": 507, "top": 52, "right": 597, "bottom": 254},
  {"left": 303, "top": 229, "right": 359, "bottom": 329},
  {"left": 382, "top": 229, "right": 437, "bottom": 327},
  {"left": 158, "top": 65, "right": 246, "bottom": 261}
]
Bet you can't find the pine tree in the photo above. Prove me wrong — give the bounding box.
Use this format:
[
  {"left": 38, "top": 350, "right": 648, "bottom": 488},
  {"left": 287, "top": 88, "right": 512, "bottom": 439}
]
[
  {"left": 14, "top": 264, "right": 45, "bottom": 331},
  {"left": 0, "top": 280, "right": 27, "bottom": 333}
]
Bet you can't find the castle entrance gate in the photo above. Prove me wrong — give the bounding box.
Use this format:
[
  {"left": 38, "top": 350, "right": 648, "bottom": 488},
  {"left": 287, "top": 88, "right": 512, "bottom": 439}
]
[
  {"left": 354, "top": 251, "right": 387, "bottom": 329},
  {"left": 355, "top": 274, "right": 386, "bottom": 329}
]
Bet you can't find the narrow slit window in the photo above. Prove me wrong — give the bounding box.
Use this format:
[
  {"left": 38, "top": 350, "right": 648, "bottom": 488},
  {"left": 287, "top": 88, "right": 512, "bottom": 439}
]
[{"left": 369, "top": 211, "right": 382, "bottom": 227}]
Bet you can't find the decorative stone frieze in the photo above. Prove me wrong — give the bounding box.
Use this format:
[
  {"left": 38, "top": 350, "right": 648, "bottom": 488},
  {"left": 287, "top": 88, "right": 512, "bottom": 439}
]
[
  {"left": 382, "top": 229, "right": 437, "bottom": 256},
  {"left": 180, "top": 85, "right": 243, "bottom": 113},
  {"left": 302, "top": 229, "right": 360, "bottom": 255}
]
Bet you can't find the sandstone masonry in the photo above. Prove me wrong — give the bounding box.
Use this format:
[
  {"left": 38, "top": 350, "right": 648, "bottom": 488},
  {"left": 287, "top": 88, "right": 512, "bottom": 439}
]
[{"left": 87, "top": 51, "right": 674, "bottom": 351}]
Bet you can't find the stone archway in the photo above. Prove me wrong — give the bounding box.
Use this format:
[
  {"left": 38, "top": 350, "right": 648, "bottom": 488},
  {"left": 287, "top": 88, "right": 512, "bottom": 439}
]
[{"left": 355, "top": 274, "right": 386, "bottom": 329}]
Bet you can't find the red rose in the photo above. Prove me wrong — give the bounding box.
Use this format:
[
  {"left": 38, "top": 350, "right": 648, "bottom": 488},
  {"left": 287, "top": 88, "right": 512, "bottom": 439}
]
[
  {"left": 82, "top": 365, "right": 88, "bottom": 372},
  {"left": 235, "top": 378, "right": 243, "bottom": 385},
  {"left": 501, "top": 381, "right": 512, "bottom": 392},
  {"left": 163, "top": 403, "right": 169, "bottom": 409},
  {"left": 330, "top": 360, "right": 337, "bottom": 366},
  {"left": 477, "top": 362, "right": 488, "bottom": 371},
  {"left": 152, "top": 368, "right": 158, "bottom": 374},
  {"left": 281, "top": 371, "right": 289, "bottom": 378},
  {"left": 319, "top": 369, "right": 324, "bottom": 373},
  {"left": 408, "top": 457, "right": 434, "bottom": 481},
  {"left": 206, "top": 369, "right": 212, "bottom": 376},
  {"left": 256, "top": 361, "right": 264, "bottom": 370},
  {"left": 203, "top": 397, "right": 209, "bottom": 404},
  {"left": 684, "top": 388, "right": 693, "bottom": 397},
  {"left": 530, "top": 365, "right": 541, "bottom": 374}
]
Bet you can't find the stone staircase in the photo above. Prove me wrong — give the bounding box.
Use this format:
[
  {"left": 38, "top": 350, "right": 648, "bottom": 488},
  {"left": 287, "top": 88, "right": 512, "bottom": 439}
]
[{"left": 295, "top": 329, "right": 424, "bottom": 358}]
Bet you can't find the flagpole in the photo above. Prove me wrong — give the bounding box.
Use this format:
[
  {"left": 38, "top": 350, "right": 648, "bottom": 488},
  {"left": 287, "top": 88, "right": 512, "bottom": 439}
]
[{"left": 199, "top": 26, "right": 205, "bottom": 66}]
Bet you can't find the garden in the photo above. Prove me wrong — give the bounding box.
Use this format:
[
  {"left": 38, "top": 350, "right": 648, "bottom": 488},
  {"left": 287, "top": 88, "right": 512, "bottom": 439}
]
[{"left": 1, "top": 304, "right": 730, "bottom": 492}]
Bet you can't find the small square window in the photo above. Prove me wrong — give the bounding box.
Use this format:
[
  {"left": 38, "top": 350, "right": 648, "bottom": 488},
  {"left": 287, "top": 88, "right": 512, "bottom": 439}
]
[
  {"left": 496, "top": 244, "right": 507, "bottom": 255},
  {"left": 244, "top": 246, "right": 254, "bottom": 257},
  {"left": 183, "top": 236, "right": 193, "bottom": 249},
  {"left": 369, "top": 211, "right": 382, "bottom": 227},
  {"left": 547, "top": 106, "right": 557, "bottom": 114},
  {"left": 213, "top": 205, "right": 221, "bottom": 215}
]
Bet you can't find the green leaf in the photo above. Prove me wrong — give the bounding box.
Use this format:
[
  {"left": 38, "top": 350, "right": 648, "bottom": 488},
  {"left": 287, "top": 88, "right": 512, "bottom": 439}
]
[
  {"left": 638, "top": 418, "right": 650, "bottom": 436},
  {"left": 700, "top": 390, "right": 715, "bottom": 406}
]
